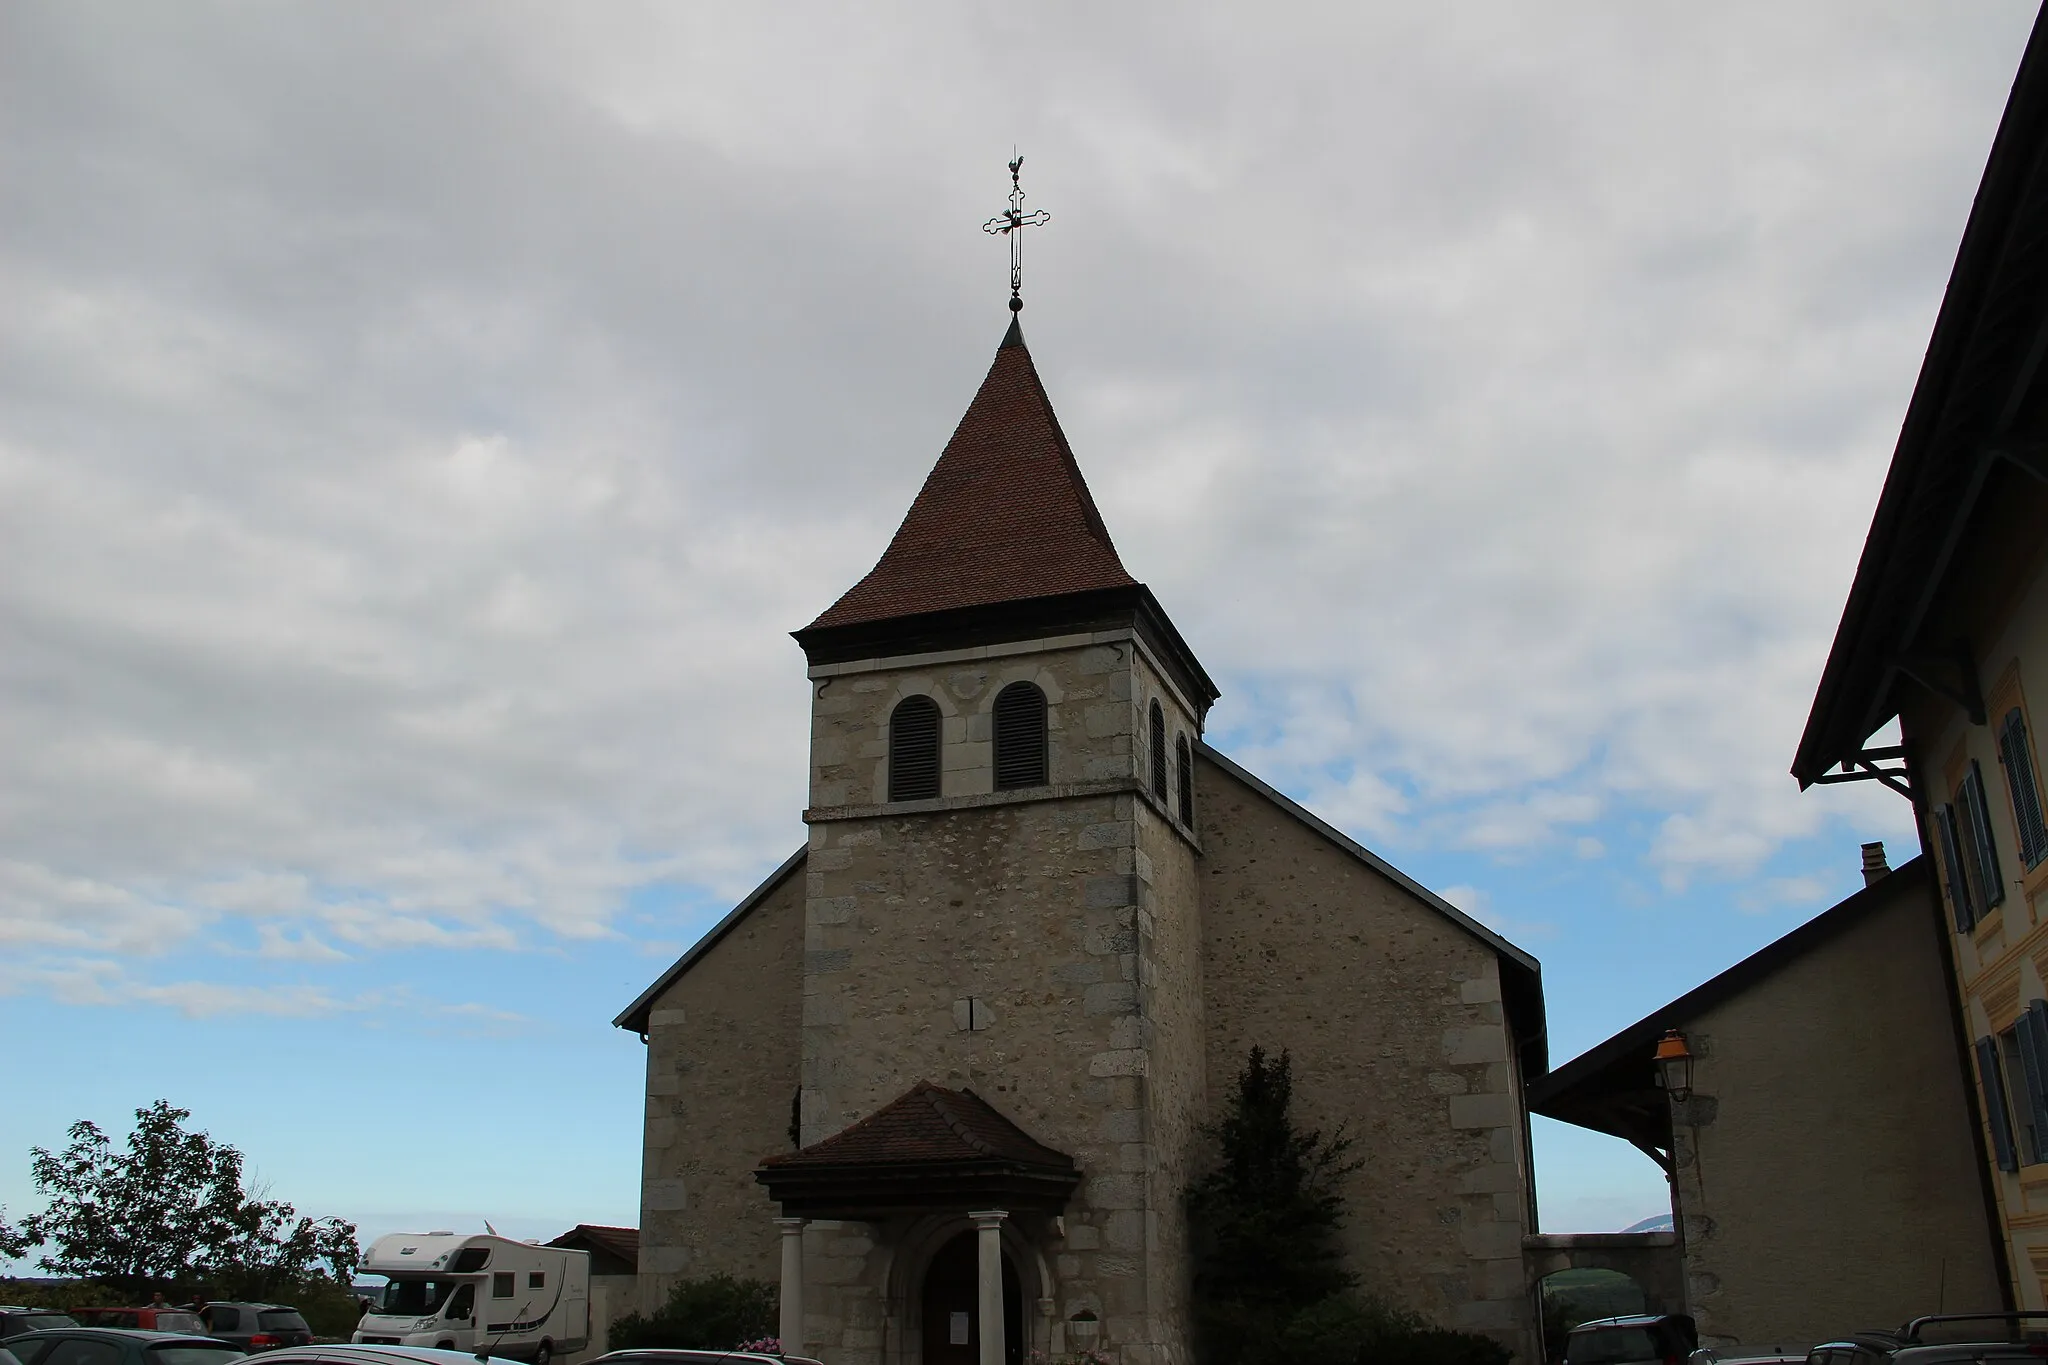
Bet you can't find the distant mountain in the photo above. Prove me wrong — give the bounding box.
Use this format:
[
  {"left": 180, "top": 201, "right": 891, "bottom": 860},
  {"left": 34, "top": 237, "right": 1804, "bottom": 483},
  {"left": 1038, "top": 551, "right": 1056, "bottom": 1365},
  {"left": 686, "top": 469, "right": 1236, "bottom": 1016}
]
[{"left": 1622, "top": 1213, "right": 1675, "bottom": 1233}]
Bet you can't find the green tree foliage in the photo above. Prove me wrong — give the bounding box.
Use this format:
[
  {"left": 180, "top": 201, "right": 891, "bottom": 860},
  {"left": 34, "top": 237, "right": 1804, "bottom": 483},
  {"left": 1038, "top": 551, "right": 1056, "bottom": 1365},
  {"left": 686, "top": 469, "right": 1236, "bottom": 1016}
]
[
  {"left": 1187, "top": 1046, "right": 1361, "bottom": 1362},
  {"left": 0, "top": 1209, "right": 28, "bottom": 1261},
  {"left": 18, "top": 1101, "right": 360, "bottom": 1297},
  {"left": 608, "top": 1275, "right": 779, "bottom": 1351}
]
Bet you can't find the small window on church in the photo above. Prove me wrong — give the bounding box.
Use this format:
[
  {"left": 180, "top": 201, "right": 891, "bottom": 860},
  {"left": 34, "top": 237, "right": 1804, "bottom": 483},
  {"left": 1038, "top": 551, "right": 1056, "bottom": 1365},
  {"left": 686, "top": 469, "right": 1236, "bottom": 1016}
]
[
  {"left": 889, "top": 695, "right": 941, "bottom": 801},
  {"left": 1149, "top": 700, "right": 1168, "bottom": 801},
  {"left": 993, "top": 682, "right": 1048, "bottom": 790},
  {"left": 1176, "top": 734, "right": 1193, "bottom": 826}
]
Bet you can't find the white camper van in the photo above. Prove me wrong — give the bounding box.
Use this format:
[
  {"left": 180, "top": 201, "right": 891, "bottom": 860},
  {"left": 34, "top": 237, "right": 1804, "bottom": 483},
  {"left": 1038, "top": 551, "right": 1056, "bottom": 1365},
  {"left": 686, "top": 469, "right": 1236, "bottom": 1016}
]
[{"left": 355, "top": 1232, "right": 589, "bottom": 1365}]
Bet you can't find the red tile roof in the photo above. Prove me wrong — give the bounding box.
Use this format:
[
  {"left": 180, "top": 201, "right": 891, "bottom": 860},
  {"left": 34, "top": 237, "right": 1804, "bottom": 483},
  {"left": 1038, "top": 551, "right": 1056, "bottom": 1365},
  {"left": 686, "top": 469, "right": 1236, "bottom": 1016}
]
[
  {"left": 759, "top": 1081, "right": 1074, "bottom": 1171},
  {"left": 545, "top": 1224, "right": 639, "bottom": 1270},
  {"left": 805, "top": 319, "right": 1138, "bottom": 631}
]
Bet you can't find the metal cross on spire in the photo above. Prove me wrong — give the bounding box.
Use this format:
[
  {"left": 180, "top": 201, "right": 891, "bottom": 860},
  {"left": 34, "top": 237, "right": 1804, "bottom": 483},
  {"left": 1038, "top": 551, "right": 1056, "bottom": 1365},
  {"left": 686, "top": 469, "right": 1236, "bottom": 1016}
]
[{"left": 983, "top": 154, "right": 1050, "bottom": 313}]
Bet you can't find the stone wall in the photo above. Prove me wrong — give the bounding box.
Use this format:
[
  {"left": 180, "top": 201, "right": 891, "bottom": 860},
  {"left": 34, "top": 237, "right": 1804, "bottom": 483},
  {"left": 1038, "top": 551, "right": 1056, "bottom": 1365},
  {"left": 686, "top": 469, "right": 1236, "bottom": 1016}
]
[
  {"left": 636, "top": 859, "right": 806, "bottom": 1310},
  {"left": 795, "top": 633, "right": 1210, "bottom": 1365},
  {"left": 1669, "top": 866, "right": 2000, "bottom": 1348},
  {"left": 1196, "top": 758, "right": 1535, "bottom": 1359}
]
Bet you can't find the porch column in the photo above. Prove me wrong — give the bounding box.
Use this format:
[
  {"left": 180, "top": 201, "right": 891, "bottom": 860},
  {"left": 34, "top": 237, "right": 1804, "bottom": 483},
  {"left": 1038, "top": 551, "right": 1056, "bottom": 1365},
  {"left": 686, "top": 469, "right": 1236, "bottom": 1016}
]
[
  {"left": 970, "top": 1210, "right": 1007, "bottom": 1365},
  {"left": 775, "top": 1216, "right": 808, "bottom": 1352}
]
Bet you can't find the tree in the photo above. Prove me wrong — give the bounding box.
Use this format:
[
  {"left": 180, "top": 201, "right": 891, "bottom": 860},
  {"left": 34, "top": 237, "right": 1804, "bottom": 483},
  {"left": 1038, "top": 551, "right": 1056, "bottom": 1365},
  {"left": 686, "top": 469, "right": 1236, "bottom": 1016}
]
[
  {"left": 1186, "top": 1046, "right": 1362, "bottom": 1365},
  {"left": 19, "top": 1100, "right": 359, "bottom": 1296},
  {"left": 0, "top": 1208, "right": 27, "bottom": 1261}
]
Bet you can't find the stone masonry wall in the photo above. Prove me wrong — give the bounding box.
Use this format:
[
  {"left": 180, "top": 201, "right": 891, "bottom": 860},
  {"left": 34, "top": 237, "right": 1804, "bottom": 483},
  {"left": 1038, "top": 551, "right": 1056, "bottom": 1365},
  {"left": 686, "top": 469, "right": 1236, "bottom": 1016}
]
[
  {"left": 637, "top": 860, "right": 805, "bottom": 1311},
  {"left": 796, "top": 632, "right": 1209, "bottom": 1365},
  {"left": 1670, "top": 867, "right": 1999, "bottom": 1348},
  {"left": 1195, "top": 758, "right": 1535, "bottom": 1357}
]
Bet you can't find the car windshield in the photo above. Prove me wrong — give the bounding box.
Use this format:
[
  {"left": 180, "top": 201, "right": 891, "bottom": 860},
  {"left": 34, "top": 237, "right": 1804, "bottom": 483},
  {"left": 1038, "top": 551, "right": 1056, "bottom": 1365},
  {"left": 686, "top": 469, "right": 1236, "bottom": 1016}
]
[
  {"left": 1568, "top": 1328, "right": 1663, "bottom": 1365},
  {"left": 147, "top": 1348, "right": 246, "bottom": 1365},
  {"left": 377, "top": 1280, "right": 460, "bottom": 1316},
  {"left": 152, "top": 1316, "right": 203, "bottom": 1335},
  {"left": 255, "top": 1313, "right": 307, "bottom": 1332}
]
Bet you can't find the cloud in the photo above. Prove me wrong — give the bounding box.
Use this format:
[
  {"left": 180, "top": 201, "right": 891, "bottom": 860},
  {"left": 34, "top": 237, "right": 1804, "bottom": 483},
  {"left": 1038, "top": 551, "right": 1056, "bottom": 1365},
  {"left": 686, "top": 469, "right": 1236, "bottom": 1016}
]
[{"left": 0, "top": 2, "right": 2026, "bottom": 1001}]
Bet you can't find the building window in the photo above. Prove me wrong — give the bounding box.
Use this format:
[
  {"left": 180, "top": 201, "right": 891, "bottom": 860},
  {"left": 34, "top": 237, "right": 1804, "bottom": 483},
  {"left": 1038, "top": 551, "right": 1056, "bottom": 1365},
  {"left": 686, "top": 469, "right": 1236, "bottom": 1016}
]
[
  {"left": 1175, "top": 734, "right": 1194, "bottom": 826},
  {"left": 2002, "top": 1028, "right": 2040, "bottom": 1165},
  {"left": 1980, "top": 1036, "right": 2020, "bottom": 1172},
  {"left": 888, "top": 695, "right": 941, "bottom": 802},
  {"left": 1934, "top": 803, "right": 1977, "bottom": 933},
  {"left": 992, "top": 682, "right": 1049, "bottom": 790},
  {"left": 2000, "top": 706, "right": 2048, "bottom": 868},
  {"left": 1149, "top": 700, "right": 1168, "bottom": 800},
  {"left": 1960, "top": 760, "right": 2006, "bottom": 910}
]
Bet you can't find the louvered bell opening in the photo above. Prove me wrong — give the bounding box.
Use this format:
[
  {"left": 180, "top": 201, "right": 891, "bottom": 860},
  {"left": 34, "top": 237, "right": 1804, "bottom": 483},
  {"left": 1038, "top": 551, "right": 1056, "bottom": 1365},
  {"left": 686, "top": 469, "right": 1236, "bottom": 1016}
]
[
  {"left": 1149, "top": 702, "right": 1168, "bottom": 799},
  {"left": 1176, "top": 736, "right": 1193, "bottom": 825},
  {"left": 889, "top": 696, "right": 942, "bottom": 802},
  {"left": 993, "top": 682, "right": 1048, "bottom": 790}
]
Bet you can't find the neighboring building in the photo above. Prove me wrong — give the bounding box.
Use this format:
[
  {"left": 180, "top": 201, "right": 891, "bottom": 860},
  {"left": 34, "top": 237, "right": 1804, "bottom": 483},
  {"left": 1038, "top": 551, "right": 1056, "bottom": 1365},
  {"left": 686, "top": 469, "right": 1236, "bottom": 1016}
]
[
  {"left": 547, "top": 1224, "right": 639, "bottom": 1363},
  {"left": 615, "top": 314, "right": 1549, "bottom": 1365},
  {"left": 1793, "top": 1, "right": 2048, "bottom": 1313},
  {"left": 1530, "top": 851, "right": 2000, "bottom": 1349}
]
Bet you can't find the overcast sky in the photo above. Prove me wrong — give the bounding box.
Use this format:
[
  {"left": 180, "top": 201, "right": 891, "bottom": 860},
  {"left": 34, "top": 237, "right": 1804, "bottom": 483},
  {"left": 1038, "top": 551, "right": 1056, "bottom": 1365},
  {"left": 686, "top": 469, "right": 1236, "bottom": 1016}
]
[{"left": 2, "top": 2, "right": 2035, "bottom": 1253}]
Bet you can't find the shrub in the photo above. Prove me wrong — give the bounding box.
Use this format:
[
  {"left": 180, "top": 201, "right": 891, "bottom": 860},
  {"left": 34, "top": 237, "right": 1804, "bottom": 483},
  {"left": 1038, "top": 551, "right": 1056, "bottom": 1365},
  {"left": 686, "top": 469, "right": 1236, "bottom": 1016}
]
[{"left": 608, "top": 1275, "right": 778, "bottom": 1351}]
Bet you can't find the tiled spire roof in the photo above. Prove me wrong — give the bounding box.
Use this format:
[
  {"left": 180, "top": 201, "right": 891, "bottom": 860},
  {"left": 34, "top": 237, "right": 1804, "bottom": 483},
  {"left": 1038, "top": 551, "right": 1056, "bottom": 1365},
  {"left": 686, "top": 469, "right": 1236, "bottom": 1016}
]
[{"left": 805, "top": 319, "right": 1138, "bottom": 631}]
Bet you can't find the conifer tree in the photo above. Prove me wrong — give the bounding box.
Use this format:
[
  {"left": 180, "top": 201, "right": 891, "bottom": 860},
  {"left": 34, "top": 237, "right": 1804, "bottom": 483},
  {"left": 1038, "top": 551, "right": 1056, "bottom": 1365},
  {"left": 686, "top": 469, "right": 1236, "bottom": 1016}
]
[{"left": 1187, "top": 1046, "right": 1362, "bottom": 1364}]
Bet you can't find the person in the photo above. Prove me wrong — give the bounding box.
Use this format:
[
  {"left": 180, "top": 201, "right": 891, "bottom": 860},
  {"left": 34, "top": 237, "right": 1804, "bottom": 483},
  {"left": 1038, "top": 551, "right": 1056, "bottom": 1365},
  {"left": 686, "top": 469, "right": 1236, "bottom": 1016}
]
[{"left": 149, "top": 1294, "right": 169, "bottom": 1311}]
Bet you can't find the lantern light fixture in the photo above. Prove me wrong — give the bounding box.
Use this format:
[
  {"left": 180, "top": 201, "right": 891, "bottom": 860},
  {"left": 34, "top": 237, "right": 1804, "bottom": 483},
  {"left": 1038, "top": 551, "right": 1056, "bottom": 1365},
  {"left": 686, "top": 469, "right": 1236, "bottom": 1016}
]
[{"left": 1653, "top": 1028, "right": 1694, "bottom": 1103}]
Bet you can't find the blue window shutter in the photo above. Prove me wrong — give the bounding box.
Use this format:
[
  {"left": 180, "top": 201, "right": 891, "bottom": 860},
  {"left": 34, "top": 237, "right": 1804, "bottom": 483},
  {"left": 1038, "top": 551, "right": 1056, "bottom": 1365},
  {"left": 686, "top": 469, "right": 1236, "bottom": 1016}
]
[
  {"left": 2022, "top": 1005, "right": 2048, "bottom": 1165},
  {"left": 1979, "top": 1036, "right": 2020, "bottom": 1172},
  {"left": 1935, "top": 804, "right": 1977, "bottom": 932},
  {"left": 2000, "top": 708, "right": 2048, "bottom": 867},
  {"left": 1963, "top": 761, "right": 2007, "bottom": 909}
]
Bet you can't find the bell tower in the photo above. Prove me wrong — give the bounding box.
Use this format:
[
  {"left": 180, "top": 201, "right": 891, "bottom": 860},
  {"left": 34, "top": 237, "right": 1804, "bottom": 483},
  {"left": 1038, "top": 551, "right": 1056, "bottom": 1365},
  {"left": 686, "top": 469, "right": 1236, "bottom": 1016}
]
[{"left": 788, "top": 312, "right": 1219, "bottom": 1365}]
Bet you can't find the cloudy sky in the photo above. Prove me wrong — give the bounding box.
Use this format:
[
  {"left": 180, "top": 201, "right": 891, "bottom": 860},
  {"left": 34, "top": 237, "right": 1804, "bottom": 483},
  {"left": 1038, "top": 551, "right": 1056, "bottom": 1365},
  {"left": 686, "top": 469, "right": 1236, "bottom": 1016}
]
[{"left": 2, "top": 2, "right": 2035, "bottom": 1253}]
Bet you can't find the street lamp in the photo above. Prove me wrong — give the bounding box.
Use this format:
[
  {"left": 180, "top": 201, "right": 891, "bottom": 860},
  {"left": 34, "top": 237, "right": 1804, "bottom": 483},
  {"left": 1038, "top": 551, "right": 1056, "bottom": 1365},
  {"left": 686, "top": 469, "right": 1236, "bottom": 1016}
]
[{"left": 1653, "top": 1029, "right": 1694, "bottom": 1103}]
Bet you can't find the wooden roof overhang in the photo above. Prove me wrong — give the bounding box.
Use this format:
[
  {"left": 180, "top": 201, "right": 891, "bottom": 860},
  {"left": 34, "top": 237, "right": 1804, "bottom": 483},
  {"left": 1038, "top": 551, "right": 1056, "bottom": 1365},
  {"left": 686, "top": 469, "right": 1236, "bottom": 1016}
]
[
  {"left": 756, "top": 1081, "right": 1081, "bottom": 1220},
  {"left": 1794, "top": 5, "right": 2048, "bottom": 792}
]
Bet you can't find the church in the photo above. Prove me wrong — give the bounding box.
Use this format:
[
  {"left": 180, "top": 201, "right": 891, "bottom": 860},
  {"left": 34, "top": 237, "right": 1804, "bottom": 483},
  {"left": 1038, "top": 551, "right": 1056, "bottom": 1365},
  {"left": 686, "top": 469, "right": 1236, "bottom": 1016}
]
[{"left": 613, "top": 306, "right": 1549, "bottom": 1365}]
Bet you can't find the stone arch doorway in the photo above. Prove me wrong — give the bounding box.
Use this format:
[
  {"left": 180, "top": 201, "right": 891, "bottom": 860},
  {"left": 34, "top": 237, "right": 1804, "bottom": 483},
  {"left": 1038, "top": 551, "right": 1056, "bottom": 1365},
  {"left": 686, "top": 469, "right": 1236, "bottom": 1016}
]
[{"left": 920, "top": 1230, "right": 1022, "bottom": 1365}]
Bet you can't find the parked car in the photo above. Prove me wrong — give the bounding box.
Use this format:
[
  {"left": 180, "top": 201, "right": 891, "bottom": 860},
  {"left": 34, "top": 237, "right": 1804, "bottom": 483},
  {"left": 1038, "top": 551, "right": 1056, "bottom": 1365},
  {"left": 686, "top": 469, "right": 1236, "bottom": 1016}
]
[
  {"left": 592, "top": 1352, "right": 826, "bottom": 1365},
  {"left": 3, "top": 1327, "right": 244, "bottom": 1365},
  {"left": 70, "top": 1316, "right": 204, "bottom": 1337},
  {"left": 0, "top": 1314, "right": 79, "bottom": 1343},
  {"left": 1691, "top": 1349, "right": 1806, "bottom": 1365},
  {"left": 1807, "top": 1313, "right": 2048, "bottom": 1365},
  {"left": 2, "top": 1343, "right": 24, "bottom": 1365},
  {"left": 263, "top": 1346, "right": 524, "bottom": 1365},
  {"left": 194, "top": 1307, "right": 309, "bottom": 1354},
  {"left": 1565, "top": 1315, "right": 1701, "bottom": 1365}
]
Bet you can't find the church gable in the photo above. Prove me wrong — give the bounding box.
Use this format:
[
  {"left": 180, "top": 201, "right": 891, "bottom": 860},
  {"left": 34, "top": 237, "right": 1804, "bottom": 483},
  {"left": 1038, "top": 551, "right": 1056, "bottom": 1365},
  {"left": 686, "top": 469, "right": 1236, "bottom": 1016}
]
[
  {"left": 625, "top": 847, "right": 806, "bottom": 1291},
  {"left": 1195, "top": 749, "right": 1541, "bottom": 1338}
]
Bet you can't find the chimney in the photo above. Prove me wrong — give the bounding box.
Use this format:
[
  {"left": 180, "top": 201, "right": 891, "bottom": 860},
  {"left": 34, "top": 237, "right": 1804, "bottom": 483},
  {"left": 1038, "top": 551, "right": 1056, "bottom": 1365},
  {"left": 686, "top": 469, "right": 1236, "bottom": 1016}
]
[{"left": 1861, "top": 841, "right": 1889, "bottom": 886}]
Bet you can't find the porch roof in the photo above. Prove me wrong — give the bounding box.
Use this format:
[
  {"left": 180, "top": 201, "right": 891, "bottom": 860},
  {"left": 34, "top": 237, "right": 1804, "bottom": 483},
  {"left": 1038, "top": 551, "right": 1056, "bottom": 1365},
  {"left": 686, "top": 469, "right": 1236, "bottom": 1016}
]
[{"left": 756, "top": 1081, "right": 1081, "bottom": 1219}]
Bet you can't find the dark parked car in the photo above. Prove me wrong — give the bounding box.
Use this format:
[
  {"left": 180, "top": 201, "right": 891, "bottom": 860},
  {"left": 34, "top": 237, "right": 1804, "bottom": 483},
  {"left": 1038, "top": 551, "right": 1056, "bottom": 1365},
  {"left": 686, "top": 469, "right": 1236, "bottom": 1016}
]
[
  {"left": 4, "top": 1328, "right": 244, "bottom": 1365},
  {"left": 1565, "top": 1315, "right": 1701, "bottom": 1365},
  {"left": 1808, "top": 1313, "right": 2048, "bottom": 1365},
  {"left": 194, "top": 1308, "right": 309, "bottom": 1354},
  {"left": 0, "top": 1314, "right": 79, "bottom": 1343},
  {"left": 591, "top": 1353, "right": 826, "bottom": 1365}
]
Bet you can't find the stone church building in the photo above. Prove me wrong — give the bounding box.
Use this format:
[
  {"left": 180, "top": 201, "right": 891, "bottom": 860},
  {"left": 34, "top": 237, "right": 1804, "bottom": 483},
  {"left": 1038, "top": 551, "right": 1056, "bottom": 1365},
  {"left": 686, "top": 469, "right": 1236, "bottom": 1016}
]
[{"left": 615, "top": 315, "right": 1549, "bottom": 1365}]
